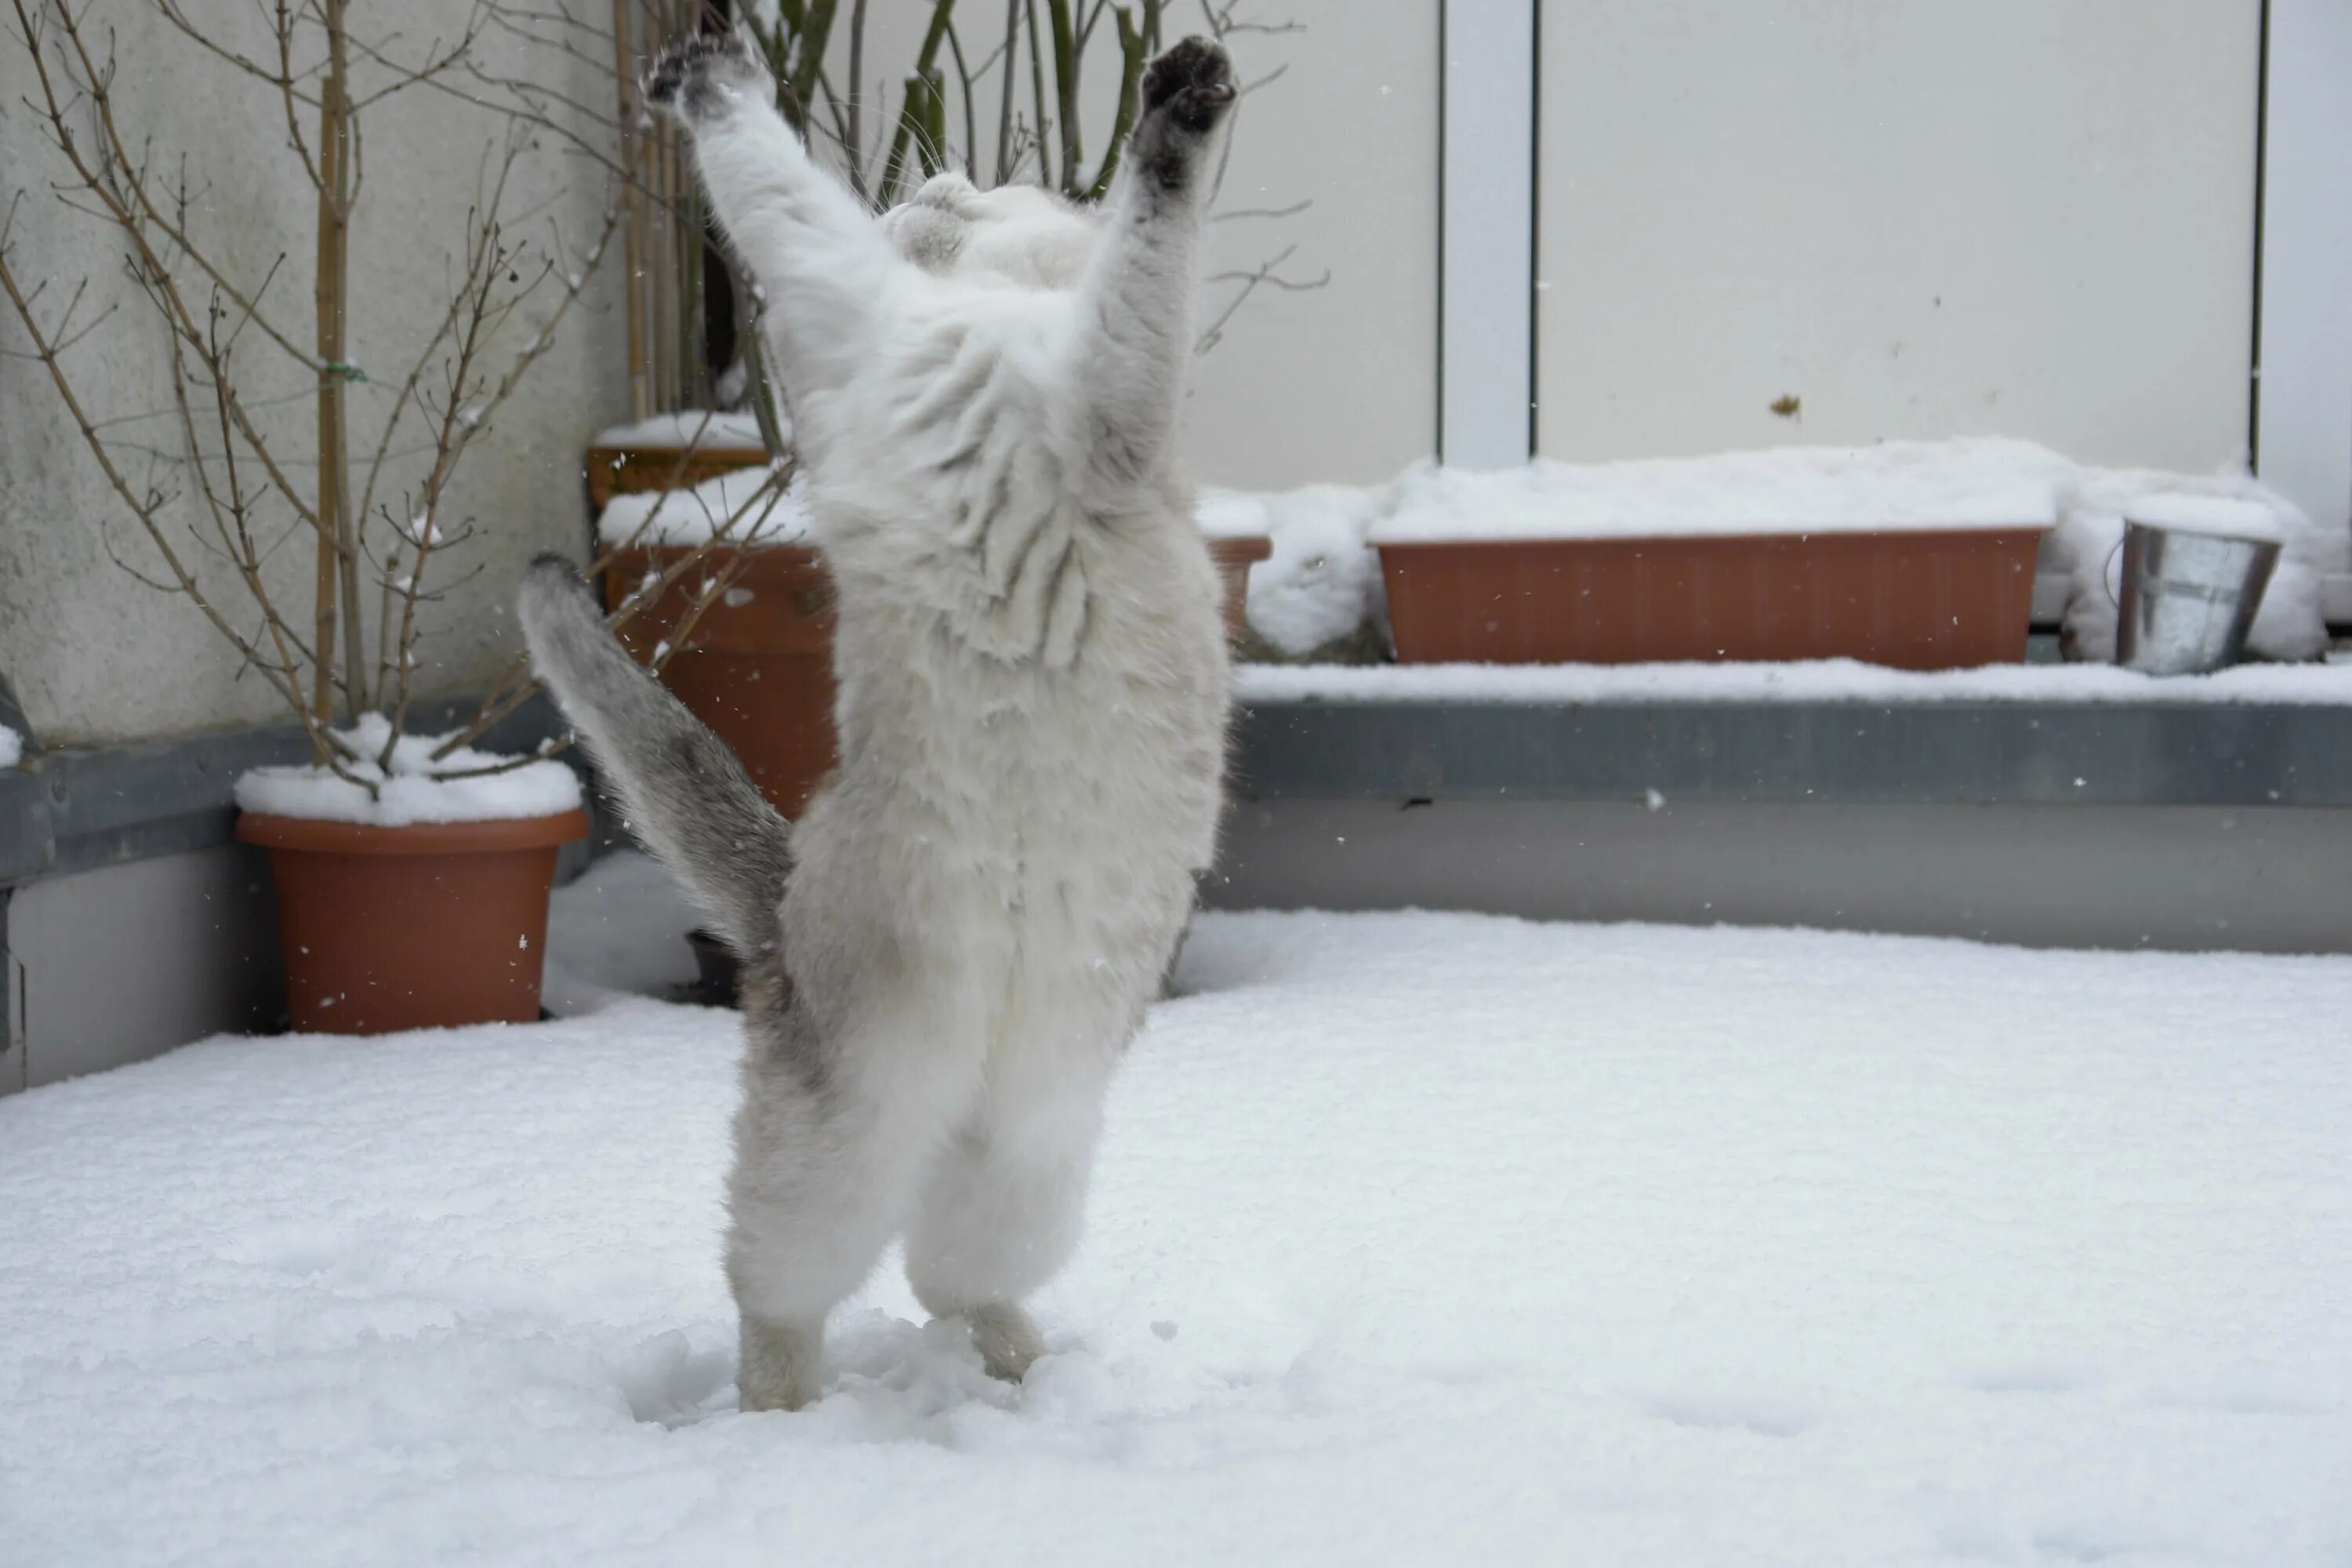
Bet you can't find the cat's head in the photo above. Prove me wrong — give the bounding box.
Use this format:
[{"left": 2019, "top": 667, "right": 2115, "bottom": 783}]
[{"left": 879, "top": 173, "right": 1103, "bottom": 292}]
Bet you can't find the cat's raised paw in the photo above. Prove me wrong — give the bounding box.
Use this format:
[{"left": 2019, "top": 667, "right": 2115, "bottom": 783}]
[
  {"left": 1142, "top": 36, "right": 1236, "bottom": 136},
  {"left": 644, "top": 31, "right": 768, "bottom": 125}
]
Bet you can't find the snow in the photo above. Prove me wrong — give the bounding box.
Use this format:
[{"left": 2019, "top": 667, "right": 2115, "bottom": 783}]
[
  {"left": 2, "top": 858, "right": 2349, "bottom": 1565},
  {"left": 2118, "top": 492, "right": 2286, "bottom": 542},
  {"left": 1369, "top": 438, "right": 2071, "bottom": 543},
  {"left": 1209, "top": 483, "right": 1393, "bottom": 658},
  {"left": 591, "top": 409, "right": 776, "bottom": 451},
  {"left": 0, "top": 723, "right": 20, "bottom": 768},
  {"left": 2047, "top": 468, "right": 2348, "bottom": 664},
  {"left": 234, "top": 713, "right": 583, "bottom": 826},
  {"left": 1235, "top": 655, "right": 2352, "bottom": 707},
  {"left": 596, "top": 463, "right": 818, "bottom": 549}
]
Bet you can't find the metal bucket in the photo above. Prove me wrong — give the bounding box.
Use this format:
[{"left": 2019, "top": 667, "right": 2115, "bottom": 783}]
[{"left": 2113, "top": 519, "right": 2280, "bottom": 676}]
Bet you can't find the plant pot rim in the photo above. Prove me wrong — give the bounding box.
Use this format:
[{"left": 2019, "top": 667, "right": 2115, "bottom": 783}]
[
  {"left": 1207, "top": 533, "right": 1274, "bottom": 560},
  {"left": 236, "top": 808, "right": 590, "bottom": 855},
  {"left": 1377, "top": 524, "right": 2050, "bottom": 553}
]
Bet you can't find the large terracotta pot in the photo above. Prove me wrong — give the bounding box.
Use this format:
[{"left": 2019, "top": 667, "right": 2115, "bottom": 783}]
[
  {"left": 238, "top": 808, "right": 590, "bottom": 1033},
  {"left": 605, "top": 543, "right": 839, "bottom": 818},
  {"left": 1378, "top": 528, "right": 2045, "bottom": 669}
]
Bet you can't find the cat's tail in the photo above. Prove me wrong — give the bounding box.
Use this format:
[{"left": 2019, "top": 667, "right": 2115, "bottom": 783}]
[{"left": 517, "top": 555, "right": 790, "bottom": 959}]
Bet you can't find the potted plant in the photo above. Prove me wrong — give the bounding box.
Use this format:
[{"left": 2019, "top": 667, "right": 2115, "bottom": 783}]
[
  {"left": 1370, "top": 441, "right": 2059, "bottom": 669},
  {"left": 0, "top": 1, "right": 740, "bottom": 1032}
]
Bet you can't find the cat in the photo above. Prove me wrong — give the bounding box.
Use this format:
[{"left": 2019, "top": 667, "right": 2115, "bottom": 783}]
[{"left": 517, "top": 31, "right": 1237, "bottom": 1412}]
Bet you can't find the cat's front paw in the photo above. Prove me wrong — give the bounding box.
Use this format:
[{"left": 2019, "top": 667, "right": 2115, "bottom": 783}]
[
  {"left": 644, "top": 31, "right": 770, "bottom": 126},
  {"left": 1141, "top": 36, "right": 1236, "bottom": 137}
]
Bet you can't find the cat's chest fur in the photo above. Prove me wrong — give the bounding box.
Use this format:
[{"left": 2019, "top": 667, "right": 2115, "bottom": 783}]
[{"left": 794, "top": 293, "right": 1229, "bottom": 989}]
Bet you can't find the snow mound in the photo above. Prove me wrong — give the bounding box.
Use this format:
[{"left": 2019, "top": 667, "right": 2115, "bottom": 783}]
[
  {"left": 0, "top": 724, "right": 20, "bottom": 768},
  {"left": 234, "top": 713, "right": 583, "bottom": 826},
  {"left": 1370, "top": 438, "right": 2073, "bottom": 543},
  {"left": 3, "top": 896, "right": 2349, "bottom": 1564},
  {"left": 596, "top": 463, "right": 816, "bottom": 549},
  {"left": 1210, "top": 483, "right": 1396, "bottom": 659}
]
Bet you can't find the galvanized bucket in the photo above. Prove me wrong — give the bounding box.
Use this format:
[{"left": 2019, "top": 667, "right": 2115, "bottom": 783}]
[{"left": 2112, "top": 518, "right": 2281, "bottom": 676}]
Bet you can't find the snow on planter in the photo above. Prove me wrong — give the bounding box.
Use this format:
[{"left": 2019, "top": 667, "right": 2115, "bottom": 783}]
[
  {"left": 1366, "top": 443, "right": 2063, "bottom": 669},
  {"left": 584, "top": 412, "right": 789, "bottom": 514},
  {"left": 596, "top": 462, "right": 817, "bottom": 550},
  {"left": 234, "top": 713, "right": 583, "bottom": 827},
  {"left": 1368, "top": 437, "right": 2071, "bottom": 543},
  {"left": 590, "top": 409, "right": 775, "bottom": 452}
]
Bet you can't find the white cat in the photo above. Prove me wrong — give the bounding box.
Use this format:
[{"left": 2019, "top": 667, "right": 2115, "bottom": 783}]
[{"left": 517, "top": 33, "right": 1236, "bottom": 1411}]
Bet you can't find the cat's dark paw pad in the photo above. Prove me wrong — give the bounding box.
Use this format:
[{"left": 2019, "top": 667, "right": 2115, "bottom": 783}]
[
  {"left": 1142, "top": 36, "right": 1236, "bottom": 136},
  {"left": 644, "top": 31, "right": 765, "bottom": 124}
]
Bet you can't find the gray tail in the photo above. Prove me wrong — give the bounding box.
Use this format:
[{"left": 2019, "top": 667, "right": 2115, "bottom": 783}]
[{"left": 517, "top": 555, "right": 790, "bottom": 958}]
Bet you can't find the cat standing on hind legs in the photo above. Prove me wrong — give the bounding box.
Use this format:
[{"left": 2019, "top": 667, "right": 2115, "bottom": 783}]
[{"left": 517, "top": 34, "right": 1239, "bottom": 1412}]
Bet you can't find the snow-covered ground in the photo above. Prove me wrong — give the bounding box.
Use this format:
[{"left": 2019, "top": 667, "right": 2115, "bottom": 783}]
[{"left": 3, "top": 855, "right": 2348, "bottom": 1566}]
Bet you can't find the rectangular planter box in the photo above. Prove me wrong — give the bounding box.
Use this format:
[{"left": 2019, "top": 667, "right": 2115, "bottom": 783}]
[{"left": 1378, "top": 529, "right": 2045, "bottom": 669}]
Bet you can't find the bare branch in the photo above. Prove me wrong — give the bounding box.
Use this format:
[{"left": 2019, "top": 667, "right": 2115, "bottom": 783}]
[{"left": 1196, "top": 242, "right": 1327, "bottom": 355}]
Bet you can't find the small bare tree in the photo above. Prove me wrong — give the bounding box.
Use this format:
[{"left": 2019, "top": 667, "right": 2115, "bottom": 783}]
[{"left": 0, "top": 0, "right": 776, "bottom": 790}]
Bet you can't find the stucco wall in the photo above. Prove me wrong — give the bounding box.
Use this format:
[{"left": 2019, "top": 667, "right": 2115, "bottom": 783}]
[
  {"left": 1534, "top": 1, "right": 2263, "bottom": 470},
  {"left": 0, "top": 2, "right": 629, "bottom": 746}
]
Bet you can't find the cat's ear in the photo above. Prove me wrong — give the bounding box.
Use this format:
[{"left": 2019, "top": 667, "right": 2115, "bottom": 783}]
[
  {"left": 880, "top": 201, "right": 968, "bottom": 274},
  {"left": 905, "top": 172, "right": 983, "bottom": 216}
]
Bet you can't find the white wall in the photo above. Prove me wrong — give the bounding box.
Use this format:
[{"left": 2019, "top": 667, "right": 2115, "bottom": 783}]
[
  {"left": 820, "top": 2, "right": 1441, "bottom": 491},
  {"left": 1534, "top": 1, "right": 2263, "bottom": 471},
  {"left": 0, "top": 2, "right": 628, "bottom": 746},
  {"left": 1181, "top": 2, "right": 1440, "bottom": 488},
  {"left": 2256, "top": 0, "right": 2352, "bottom": 536}
]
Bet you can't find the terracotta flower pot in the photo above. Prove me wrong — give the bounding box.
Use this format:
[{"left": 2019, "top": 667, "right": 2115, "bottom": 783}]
[
  {"left": 605, "top": 543, "right": 840, "bottom": 818},
  {"left": 1378, "top": 529, "right": 2045, "bottom": 669},
  {"left": 1208, "top": 534, "right": 1271, "bottom": 641},
  {"left": 238, "top": 808, "right": 589, "bottom": 1034}
]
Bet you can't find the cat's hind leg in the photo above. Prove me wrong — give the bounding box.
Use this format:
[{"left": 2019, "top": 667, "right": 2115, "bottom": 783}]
[
  {"left": 902, "top": 1047, "right": 1118, "bottom": 1384},
  {"left": 726, "top": 997, "right": 984, "bottom": 1411}
]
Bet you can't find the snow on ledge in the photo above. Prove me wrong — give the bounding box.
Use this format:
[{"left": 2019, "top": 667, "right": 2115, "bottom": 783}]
[
  {"left": 235, "top": 714, "right": 582, "bottom": 826},
  {"left": 1234, "top": 658, "right": 2352, "bottom": 708},
  {"left": 1369, "top": 438, "right": 2071, "bottom": 543}
]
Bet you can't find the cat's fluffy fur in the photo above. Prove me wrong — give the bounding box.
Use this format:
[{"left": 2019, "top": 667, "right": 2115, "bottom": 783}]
[{"left": 517, "top": 33, "right": 1236, "bottom": 1412}]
